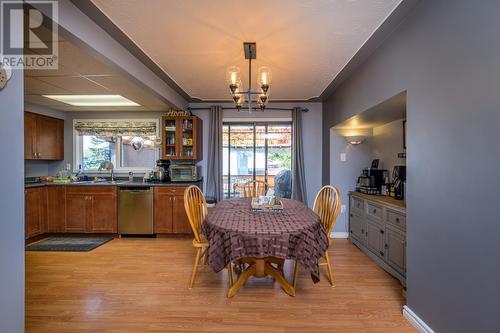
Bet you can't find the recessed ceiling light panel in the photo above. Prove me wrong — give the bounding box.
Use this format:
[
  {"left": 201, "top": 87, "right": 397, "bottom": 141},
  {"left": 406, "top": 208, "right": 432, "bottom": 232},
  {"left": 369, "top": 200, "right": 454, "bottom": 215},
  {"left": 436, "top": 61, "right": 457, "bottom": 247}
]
[{"left": 42, "top": 94, "right": 140, "bottom": 106}]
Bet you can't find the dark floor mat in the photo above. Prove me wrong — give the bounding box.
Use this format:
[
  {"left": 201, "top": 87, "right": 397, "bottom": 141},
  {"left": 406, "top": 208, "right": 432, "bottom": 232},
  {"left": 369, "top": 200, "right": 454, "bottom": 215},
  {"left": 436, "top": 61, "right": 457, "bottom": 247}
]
[{"left": 26, "top": 237, "right": 113, "bottom": 252}]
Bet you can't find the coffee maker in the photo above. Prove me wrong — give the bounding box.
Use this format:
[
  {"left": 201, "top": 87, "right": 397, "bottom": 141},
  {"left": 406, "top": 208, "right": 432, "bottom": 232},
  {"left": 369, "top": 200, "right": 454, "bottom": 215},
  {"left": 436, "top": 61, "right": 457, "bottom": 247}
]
[
  {"left": 392, "top": 165, "right": 406, "bottom": 200},
  {"left": 154, "top": 160, "right": 171, "bottom": 182},
  {"left": 356, "top": 159, "right": 387, "bottom": 195}
]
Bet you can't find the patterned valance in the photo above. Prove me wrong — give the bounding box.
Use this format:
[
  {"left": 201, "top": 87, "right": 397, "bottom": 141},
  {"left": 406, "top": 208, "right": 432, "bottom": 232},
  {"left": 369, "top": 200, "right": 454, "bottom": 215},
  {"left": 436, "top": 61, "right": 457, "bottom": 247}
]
[{"left": 74, "top": 120, "right": 157, "bottom": 137}]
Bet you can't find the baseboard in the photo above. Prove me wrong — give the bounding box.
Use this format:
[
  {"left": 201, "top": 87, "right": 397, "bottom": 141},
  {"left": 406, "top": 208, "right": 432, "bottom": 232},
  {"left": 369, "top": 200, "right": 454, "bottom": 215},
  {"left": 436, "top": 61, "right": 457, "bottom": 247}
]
[
  {"left": 330, "top": 232, "right": 349, "bottom": 238},
  {"left": 403, "top": 306, "right": 436, "bottom": 333}
]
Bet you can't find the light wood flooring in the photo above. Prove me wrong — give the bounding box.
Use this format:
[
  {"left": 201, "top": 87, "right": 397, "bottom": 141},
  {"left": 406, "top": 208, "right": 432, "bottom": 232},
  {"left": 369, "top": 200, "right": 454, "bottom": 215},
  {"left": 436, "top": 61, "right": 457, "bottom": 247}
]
[{"left": 26, "top": 238, "right": 416, "bottom": 333}]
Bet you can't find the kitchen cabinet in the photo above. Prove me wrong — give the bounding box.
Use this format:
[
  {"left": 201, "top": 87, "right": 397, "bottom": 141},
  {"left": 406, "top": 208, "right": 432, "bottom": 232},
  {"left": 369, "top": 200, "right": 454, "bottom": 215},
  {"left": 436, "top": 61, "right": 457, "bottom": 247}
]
[
  {"left": 46, "top": 186, "right": 65, "bottom": 232},
  {"left": 365, "top": 219, "right": 385, "bottom": 259},
  {"left": 65, "top": 186, "right": 117, "bottom": 233},
  {"left": 154, "top": 186, "right": 192, "bottom": 234},
  {"left": 25, "top": 187, "right": 47, "bottom": 239},
  {"left": 161, "top": 115, "right": 202, "bottom": 161},
  {"left": 348, "top": 192, "right": 406, "bottom": 286},
  {"left": 24, "top": 112, "right": 64, "bottom": 160}
]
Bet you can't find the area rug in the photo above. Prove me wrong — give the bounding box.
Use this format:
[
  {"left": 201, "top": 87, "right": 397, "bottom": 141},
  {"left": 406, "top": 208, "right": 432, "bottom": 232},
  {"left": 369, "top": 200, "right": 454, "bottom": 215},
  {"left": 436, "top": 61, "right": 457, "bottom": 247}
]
[{"left": 26, "top": 237, "right": 113, "bottom": 252}]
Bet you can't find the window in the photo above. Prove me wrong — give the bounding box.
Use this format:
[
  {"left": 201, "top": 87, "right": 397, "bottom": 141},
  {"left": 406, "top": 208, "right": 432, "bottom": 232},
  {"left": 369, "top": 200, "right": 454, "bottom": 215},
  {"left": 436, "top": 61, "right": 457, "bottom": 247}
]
[
  {"left": 74, "top": 119, "right": 159, "bottom": 172},
  {"left": 223, "top": 123, "right": 292, "bottom": 198}
]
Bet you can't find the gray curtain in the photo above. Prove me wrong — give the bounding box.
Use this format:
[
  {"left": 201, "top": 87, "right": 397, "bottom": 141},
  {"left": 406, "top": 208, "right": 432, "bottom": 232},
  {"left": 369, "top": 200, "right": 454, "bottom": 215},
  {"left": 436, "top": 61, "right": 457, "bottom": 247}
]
[
  {"left": 291, "top": 107, "right": 307, "bottom": 205},
  {"left": 206, "top": 105, "right": 224, "bottom": 202}
]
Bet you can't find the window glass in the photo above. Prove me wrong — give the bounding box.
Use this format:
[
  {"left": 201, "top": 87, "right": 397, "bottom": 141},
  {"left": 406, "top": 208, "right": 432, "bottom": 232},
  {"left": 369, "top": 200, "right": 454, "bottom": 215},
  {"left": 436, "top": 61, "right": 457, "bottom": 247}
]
[
  {"left": 120, "top": 136, "right": 156, "bottom": 168},
  {"left": 223, "top": 123, "right": 292, "bottom": 199},
  {"left": 81, "top": 135, "right": 116, "bottom": 170}
]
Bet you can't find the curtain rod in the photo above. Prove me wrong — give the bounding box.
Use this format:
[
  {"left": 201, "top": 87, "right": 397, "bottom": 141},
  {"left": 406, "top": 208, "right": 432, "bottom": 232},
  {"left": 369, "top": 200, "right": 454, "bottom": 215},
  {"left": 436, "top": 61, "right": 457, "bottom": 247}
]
[{"left": 187, "top": 107, "right": 309, "bottom": 112}]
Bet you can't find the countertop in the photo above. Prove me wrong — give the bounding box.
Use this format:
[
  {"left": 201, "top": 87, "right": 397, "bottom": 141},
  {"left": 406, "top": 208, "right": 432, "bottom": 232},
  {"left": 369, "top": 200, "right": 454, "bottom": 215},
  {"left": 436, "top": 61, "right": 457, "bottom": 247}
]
[
  {"left": 25, "top": 179, "right": 203, "bottom": 189},
  {"left": 349, "top": 191, "right": 406, "bottom": 210}
]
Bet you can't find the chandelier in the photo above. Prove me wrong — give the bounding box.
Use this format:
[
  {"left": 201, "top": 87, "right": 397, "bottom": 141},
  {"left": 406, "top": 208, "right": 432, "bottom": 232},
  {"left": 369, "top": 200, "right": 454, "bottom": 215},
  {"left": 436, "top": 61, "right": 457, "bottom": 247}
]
[{"left": 226, "top": 42, "right": 272, "bottom": 112}]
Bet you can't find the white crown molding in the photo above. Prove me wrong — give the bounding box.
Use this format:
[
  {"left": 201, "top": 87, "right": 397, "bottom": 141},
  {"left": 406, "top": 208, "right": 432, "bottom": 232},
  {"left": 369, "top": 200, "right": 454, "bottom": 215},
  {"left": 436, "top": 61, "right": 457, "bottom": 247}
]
[{"left": 403, "top": 306, "right": 436, "bottom": 333}]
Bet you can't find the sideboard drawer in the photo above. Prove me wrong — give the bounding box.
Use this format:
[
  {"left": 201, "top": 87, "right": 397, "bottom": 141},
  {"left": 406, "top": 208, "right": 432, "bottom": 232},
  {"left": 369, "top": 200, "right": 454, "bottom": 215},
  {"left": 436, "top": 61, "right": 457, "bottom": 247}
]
[
  {"left": 386, "top": 209, "right": 406, "bottom": 230},
  {"left": 351, "top": 196, "right": 364, "bottom": 215},
  {"left": 366, "top": 202, "right": 383, "bottom": 221}
]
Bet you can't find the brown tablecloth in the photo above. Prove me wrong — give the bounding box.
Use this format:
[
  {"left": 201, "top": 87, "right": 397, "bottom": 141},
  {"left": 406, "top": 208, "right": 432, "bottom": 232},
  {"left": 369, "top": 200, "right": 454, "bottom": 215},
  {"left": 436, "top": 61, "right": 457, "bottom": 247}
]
[{"left": 202, "top": 198, "right": 329, "bottom": 282}]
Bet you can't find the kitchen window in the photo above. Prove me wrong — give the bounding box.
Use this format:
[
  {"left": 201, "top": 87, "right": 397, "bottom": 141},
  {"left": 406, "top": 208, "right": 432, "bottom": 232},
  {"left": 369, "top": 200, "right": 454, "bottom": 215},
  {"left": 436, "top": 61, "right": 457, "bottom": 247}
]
[
  {"left": 73, "top": 119, "right": 159, "bottom": 172},
  {"left": 223, "top": 123, "right": 292, "bottom": 199}
]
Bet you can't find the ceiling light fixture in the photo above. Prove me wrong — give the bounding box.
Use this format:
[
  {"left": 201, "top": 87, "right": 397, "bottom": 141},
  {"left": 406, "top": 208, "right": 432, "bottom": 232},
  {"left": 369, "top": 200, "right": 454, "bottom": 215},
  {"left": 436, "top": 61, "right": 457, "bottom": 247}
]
[
  {"left": 42, "top": 94, "right": 140, "bottom": 106},
  {"left": 226, "top": 42, "right": 271, "bottom": 112},
  {"left": 345, "top": 135, "right": 366, "bottom": 145}
]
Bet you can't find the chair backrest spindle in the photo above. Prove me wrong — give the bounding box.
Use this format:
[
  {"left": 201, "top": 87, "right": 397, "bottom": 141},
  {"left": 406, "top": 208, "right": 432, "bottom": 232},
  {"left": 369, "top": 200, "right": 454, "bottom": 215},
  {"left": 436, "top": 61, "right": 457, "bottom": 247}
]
[
  {"left": 184, "top": 185, "right": 208, "bottom": 243},
  {"left": 241, "top": 180, "right": 269, "bottom": 198},
  {"left": 312, "top": 185, "right": 341, "bottom": 236}
]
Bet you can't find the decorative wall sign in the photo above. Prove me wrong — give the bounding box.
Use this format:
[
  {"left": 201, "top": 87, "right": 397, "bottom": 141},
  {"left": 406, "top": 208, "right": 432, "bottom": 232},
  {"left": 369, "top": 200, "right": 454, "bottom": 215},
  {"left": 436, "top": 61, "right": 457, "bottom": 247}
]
[
  {"left": 164, "top": 108, "right": 192, "bottom": 117},
  {"left": 0, "top": 61, "right": 12, "bottom": 90}
]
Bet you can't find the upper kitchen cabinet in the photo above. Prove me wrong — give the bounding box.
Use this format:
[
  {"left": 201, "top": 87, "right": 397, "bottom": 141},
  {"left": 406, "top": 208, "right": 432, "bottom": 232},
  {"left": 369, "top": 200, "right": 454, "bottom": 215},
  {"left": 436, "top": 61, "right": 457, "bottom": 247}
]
[
  {"left": 161, "top": 115, "right": 202, "bottom": 161},
  {"left": 24, "top": 112, "right": 64, "bottom": 160}
]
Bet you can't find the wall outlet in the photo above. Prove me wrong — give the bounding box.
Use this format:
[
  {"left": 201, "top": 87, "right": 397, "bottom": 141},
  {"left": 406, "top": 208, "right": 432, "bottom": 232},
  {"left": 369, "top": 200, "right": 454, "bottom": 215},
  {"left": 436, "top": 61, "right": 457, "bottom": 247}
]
[
  {"left": 340, "top": 204, "right": 346, "bottom": 214},
  {"left": 340, "top": 152, "right": 347, "bottom": 162}
]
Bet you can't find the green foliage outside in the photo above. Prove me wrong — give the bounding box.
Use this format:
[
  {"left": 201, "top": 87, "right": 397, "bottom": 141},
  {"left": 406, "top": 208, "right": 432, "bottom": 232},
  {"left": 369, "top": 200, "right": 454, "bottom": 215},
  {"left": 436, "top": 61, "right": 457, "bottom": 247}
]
[
  {"left": 82, "top": 136, "right": 112, "bottom": 170},
  {"left": 269, "top": 149, "right": 291, "bottom": 169}
]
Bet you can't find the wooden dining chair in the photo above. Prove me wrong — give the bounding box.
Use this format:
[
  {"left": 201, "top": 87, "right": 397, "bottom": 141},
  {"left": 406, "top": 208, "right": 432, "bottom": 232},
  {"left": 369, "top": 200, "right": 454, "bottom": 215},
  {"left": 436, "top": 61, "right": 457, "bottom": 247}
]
[
  {"left": 241, "top": 180, "right": 269, "bottom": 198},
  {"left": 293, "top": 185, "right": 341, "bottom": 288},
  {"left": 183, "top": 186, "right": 233, "bottom": 289}
]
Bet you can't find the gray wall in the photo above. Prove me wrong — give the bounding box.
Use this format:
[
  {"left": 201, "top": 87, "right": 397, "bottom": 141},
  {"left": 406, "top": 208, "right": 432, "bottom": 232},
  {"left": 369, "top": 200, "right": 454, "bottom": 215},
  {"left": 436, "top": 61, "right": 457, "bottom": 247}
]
[
  {"left": 372, "top": 119, "right": 406, "bottom": 174},
  {"left": 322, "top": 0, "right": 500, "bottom": 331},
  {"left": 0, "top": 41, "right": 25, "bottom": 333}
]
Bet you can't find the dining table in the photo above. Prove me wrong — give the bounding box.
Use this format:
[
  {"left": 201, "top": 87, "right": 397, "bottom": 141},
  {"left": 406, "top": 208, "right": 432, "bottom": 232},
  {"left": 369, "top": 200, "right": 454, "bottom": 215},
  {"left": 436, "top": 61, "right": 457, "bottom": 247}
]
[{"left": 202, "top": 197, "right": 329, "bottom": 297}]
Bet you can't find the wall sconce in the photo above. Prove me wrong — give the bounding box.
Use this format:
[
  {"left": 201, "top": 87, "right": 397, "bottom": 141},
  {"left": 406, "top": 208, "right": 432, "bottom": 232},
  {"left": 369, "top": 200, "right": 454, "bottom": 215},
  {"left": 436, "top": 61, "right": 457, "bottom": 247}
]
[{"left": 345, "top": 135, "right": 366, "bottom": 145}]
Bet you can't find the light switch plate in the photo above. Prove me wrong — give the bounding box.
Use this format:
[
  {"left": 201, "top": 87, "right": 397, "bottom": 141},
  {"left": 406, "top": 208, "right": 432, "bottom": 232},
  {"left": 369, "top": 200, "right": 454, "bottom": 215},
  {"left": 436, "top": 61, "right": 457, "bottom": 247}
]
[{"left": 340, "top": 153, "right": 347, "bottom": 162}]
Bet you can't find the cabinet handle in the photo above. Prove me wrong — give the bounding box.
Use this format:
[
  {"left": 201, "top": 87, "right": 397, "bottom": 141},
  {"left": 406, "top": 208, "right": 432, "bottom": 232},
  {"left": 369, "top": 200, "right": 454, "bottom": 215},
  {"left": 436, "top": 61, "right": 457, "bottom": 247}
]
[
  {"left": 350, "top": 213, "right": 353, "bottom": 217},
  {"left": 380, "top": 251, "right": 384, "bottom": 256},
  {"left": 385, "top": 244, "right": 388, "bottom": 249},
  {"left": 373, "top": 209, "right": 377, "bottom": 214},
  {"left": 380, "top": 229, "right": 385, "bottom": 234},
  {"left": 361, "top": 228, "right": 364, "bottom": 234},
  {"left": 173, "top": 197, "right": 176, "bottom": 202},
  {"left": 396, "top": 218, "right": 400, "bottom": 223}
]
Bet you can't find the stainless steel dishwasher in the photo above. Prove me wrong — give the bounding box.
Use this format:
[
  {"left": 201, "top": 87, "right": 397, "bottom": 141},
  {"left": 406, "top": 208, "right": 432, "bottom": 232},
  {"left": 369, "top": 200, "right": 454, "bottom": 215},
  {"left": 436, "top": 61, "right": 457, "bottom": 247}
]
[{"left": 118, "top": 186, "right": 153, "bottom": 235}]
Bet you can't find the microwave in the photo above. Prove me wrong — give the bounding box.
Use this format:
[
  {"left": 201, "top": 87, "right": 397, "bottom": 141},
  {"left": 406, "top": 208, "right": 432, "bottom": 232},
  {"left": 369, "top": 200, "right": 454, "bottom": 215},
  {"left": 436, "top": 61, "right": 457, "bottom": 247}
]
[{"left": 169, "top": 164, "right": 202, "bottom": 182}]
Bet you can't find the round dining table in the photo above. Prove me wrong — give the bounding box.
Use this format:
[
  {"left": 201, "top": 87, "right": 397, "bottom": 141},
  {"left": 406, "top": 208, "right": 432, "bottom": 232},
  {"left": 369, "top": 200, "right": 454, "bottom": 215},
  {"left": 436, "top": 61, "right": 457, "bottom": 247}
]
[{"left": 202, "top": 197, "right": 329, "bottom": 297}]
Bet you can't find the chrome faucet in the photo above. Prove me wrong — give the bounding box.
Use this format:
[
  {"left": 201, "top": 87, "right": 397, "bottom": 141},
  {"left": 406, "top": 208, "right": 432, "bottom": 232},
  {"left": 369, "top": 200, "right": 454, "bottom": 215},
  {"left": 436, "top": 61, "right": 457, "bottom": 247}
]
[{"left": 98, "top": 161, "right": 115, "bottom": 181}]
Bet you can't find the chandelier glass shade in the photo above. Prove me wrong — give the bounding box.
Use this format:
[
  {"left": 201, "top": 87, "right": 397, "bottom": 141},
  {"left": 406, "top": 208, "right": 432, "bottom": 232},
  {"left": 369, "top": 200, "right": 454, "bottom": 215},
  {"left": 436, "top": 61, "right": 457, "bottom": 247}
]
[{"left": 227, "top": 43, "right": 271, "bottom": 112}]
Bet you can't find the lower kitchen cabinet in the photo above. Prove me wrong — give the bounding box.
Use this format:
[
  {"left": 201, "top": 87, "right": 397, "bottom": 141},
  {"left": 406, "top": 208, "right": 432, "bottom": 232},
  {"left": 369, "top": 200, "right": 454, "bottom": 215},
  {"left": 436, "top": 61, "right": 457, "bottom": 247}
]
[
  {"left": 154, "top": 186, "right": 192, "bottom": 234},
  {"left": 46, "top": 186, "right": 65, "bottom": 232},
  {"left": 65, "top": 186, "right": 117, "bottom": 233},
  {"left": 25, "top": 187, "right": 47, "bottom": 239},
  {"left": 348, "top": 192, "right": 407, "bottom": 286}
]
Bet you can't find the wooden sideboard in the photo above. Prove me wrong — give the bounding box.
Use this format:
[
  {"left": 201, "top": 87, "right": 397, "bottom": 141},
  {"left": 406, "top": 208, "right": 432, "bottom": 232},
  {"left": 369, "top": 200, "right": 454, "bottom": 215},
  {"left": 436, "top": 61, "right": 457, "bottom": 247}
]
[{"left": 349, "top": 192, "right": 406, "bottom": 286}]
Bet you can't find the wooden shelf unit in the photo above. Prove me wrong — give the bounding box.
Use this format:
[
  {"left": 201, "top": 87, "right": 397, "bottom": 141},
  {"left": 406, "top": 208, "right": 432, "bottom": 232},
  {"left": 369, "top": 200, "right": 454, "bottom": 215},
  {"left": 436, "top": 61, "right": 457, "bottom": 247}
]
[{"left": 161, "top": 115, "right": 202, "bottom": 161}]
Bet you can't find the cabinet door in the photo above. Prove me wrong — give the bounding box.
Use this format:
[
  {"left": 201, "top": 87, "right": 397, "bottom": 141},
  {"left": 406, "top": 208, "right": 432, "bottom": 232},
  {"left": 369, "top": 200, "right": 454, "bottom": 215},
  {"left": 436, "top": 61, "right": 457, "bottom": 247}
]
[
  {"left": 162, "top": 117, "right": 178, "bottom": 159},
  {"left": 171, "top": 193, "right": 192, "bottom": 234},
  {"left": 90, "top": 193, "right": 117, "bottom": 233},
  {"left": 36, "top": 115, "right": 64, "bottom": 160},
  {"left": 349, "top": 213, "right": 365, "bottom": 243},
  {"left": 154, "top": 189, "right": 173, "bottom": 233},
  {"left": 365, "top": 219, "right": 385, "bottom": 258},
  {"left": 386, "top": 226, "right": 406, "bottom": 275},
  {"left": 65, "top": 194, "right": 89, "bottom": 232},
  {"left": 24, "top": 113, "right": 36, "bottom": 159},
  {"left": 25, "top": 188, "right": 45, "bottom": 239},
  {"left": 47, "top": 186, "right": 65, "bottom": 232}
]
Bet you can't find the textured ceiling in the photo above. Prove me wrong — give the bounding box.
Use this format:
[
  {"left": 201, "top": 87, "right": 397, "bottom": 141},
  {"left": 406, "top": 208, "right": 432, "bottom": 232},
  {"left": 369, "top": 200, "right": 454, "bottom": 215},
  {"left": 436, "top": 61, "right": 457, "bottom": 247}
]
[
  {"left": 24, "top": 33, "right": 171, "bottom": 111},
  {"left": 90, "top": 0, "right": 402, "bottom": 101}
]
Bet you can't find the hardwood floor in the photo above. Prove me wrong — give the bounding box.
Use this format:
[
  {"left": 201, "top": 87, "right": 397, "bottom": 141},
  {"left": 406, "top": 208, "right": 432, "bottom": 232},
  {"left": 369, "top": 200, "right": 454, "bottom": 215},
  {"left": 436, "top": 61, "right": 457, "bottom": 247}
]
[{"left": 26, "top": 238, "right": 415, "bottom": 333}]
